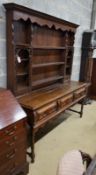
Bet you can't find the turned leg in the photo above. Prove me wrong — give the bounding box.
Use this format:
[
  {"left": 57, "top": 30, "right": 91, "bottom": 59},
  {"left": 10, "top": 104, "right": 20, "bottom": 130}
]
[
  {"left": 31, "top": 128, "right": 35, "bottom": 163},
  {"left": 80, "top": 100, "right": 84, "bottom": 118},
  {"left": 68, "top": 98, "right": 85, "bottom": 118}
]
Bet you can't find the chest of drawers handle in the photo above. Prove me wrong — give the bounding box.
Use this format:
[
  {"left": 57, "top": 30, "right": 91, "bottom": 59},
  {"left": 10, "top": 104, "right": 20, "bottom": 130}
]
[
  {"left": 7, "top": 163, "right": 18, "bottom": 174},
  {"left": 5, "top": 130, "right": 15, "bottom": 136},
  {"left": 5, "top": 126, "right": 17, "bottom": 136},
  {"left": 5, "top": 136, "right": 18, "bottom": 146},
  {"left": 6, "top": 141, "right": 15, "bottom": 146},
  {"left": 6, "top": 149, "right": 17, "bottom": 160}
]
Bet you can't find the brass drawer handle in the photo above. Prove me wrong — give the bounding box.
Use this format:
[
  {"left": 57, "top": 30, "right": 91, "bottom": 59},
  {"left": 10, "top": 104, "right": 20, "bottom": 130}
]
[
  {"left": 6, "top": 153, "right": 15, "bottom": 159},
  {"left": 6, "top": 141, "right": 15, "bottom": 146},
  {"left": 5, "top": 126, "right": 17, "bottom": 136},
  {"left": 10, "top": 167, "right": 15, "bottom": 173},
  {"left": 6, "top": 149, "right": 17, "bottom": 159},
  {"left": 5, "top": 136, "right": 18, "bottom": 146},
  {"left": 5, "top": 130, "right": 15, "bottom": 136},
  {"left": 7, "top": 163, "right": 18, "bottom": 174}
]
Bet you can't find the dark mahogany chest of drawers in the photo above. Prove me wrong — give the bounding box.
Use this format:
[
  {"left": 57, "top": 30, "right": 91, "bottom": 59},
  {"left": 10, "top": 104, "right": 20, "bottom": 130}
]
[{"left": 0, "top": 89, "right": 29, "bottom": 175}]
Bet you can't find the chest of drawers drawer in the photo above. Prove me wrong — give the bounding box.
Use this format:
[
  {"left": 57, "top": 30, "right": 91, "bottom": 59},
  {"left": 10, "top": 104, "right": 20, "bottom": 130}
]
[
  {"left": 0, "top": 146, "right": 26, "bottom": 175},
  {"left": 34, "top": 102, "right": 57, "bottom": 122},
  {"left": 58, "top": 94, "right": 73, "bottom": 109},
  {"left": 0, "top": 129, "right": 26, "bottom": 156},
  {"left": 0, "top": 143, "right": 26, "bottom": 167},
  {"left": 74, "top": 87, "right": 86, "bottom": 100},
  {"left": 0, "top": 120, "right": 26, "bottom": 139}
]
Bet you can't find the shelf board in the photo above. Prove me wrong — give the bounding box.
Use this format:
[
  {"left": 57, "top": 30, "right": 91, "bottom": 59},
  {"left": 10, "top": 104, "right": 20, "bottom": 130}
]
[
  {"left": 32, "top": 62, "right": 65, "bottom": 68},
  {"left": 20, "top": 58, "right": 29, "bottom": 61},
  {"left": 17, "top": 85, "right": 29, "bottom": 92},
  {"left": 15, "top": 43, "right": 31, "bottom": 48},
  {"left": 16, "top": 72, "right": 28, "bottom": 76},
  {"left": 32, "top": 76, "right": 64, "bottom": 87},
  {"left": 33, "top": 46, "right": 66, "bottom": 50},
  {"left": 66, "top": 65, "right": 71, "bottom": 68},
  {"left": 16, "top": 58, "right": 29, "bottom": 62}
]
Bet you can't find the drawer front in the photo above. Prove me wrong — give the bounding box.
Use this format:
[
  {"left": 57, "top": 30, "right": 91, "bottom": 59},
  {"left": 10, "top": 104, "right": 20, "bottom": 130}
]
[
  {"left": 74, "top": 87, "right": 86, "bottom": 99},
  {"left": 0, "top": 119, "right": 26, "bottom": 139},
  {"left": 0, "top": 143, "right": 26, "bottom": 167},
  {"left": 0, "top": 129, "right": 26, "bottom": 156},
  {"left": 0, "top": 148, "right": 26, "bottom": 175},
  {"left": 34, "top": 102, "right": 57, "bottom": 122},
  {"left": 58, "top": 94, "right": 73, "bottom": 108}
]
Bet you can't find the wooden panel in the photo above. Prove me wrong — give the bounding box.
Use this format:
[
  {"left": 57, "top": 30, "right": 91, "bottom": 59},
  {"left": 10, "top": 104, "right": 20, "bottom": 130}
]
[
  {"left": 34, "top": 102, "right": 57, "bottom": 122},
  {"left": 0, "top": 119, "right": 26, "bottom": 138},
  {"left": 74, "top": 87, "right": 86, "bottom": 99},
  {"left": 0, "top": 143, "right": 26, "bottom": 166},
  {"left": 58, "top": 94, "right": 73, "bottom": 108},
  {"left": 0, "top": 130, "right": 26, "bottom": 156},
  {"left": 0, "top": 147, "right": 26, "bottom": 174}
]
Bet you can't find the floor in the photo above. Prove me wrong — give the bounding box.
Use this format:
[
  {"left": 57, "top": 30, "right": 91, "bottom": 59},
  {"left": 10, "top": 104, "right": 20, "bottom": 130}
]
[{"left": 28, "top": 101, "right": 96, "bottom": 175}]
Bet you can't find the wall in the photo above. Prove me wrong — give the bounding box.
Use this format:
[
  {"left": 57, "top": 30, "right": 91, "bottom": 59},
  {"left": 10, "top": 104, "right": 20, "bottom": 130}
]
[{"left": 0, "top": 0, "right": 93, "bottom": 87}]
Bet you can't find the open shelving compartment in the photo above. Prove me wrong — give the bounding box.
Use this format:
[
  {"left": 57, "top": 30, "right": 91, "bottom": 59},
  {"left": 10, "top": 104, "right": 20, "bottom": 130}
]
[{"left": 4, "top": 3, "right": 77, "bottom": 96}]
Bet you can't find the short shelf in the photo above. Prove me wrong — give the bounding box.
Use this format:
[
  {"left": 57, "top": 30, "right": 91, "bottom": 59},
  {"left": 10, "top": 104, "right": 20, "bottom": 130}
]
[
  {"left": 15, "top": 43, "right": 31, "bottom": 48},
  {"left": 33, "top": 46, "right": 66, "bottom": 50},
  {"left": 20, "top": 58, "right": 29, "bottom": 62},
  {"left": 16, "top": 72, "right": 28, "bottom": 76},
  {"left": 32, "top": 76, "right": 64, "bottom": 87},
  {"left": 17, "top": 85, "right": 29, "bottom": 92},
  {"left": 32, "top": 62, "right": 65, "bottom": 68}
]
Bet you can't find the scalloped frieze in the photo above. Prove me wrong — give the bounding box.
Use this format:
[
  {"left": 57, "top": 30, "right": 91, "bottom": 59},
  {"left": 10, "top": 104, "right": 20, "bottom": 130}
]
[{"left": 13, "top": 11, "right": 76, "bottom": 32}]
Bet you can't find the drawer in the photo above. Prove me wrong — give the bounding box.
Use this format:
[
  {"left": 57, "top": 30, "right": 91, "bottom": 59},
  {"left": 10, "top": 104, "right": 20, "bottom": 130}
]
[
  {"left": 0, "top": 119, "right": 26, "bottom": 139},
  {"left": 58, "top": 94, "right": 73, "bottom": 108},
  {"left": 0, "top": 148, "right": 26, "bottom": 175},
  {"left": 74, "top": 87, "right": 86, "bottom": 99},
  {"left": 34, "top": 102, "right": 57, "bottom": 122},
  {"left": 0, "top": 129, "right": 26, "bottom": 156},
  {"left": 0, "top": 143, "right": 26, "bottom": 167}
]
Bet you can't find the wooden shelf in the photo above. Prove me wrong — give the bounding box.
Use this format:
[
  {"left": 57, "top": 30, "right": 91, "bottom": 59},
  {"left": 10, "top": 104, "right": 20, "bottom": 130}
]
[
  {"left": 32, "top": 76, "right": 64, "bottom": 87},
  {"left": 33, "top": 46, "right": 66, "bottom": 50},
  {"left": 66, "top": 65, "right": 71, "bottom": 68},
  {"left": 15, "top": 43, "right": 31, "bottom": 48},
  {"left": 5, "top": 2, "right": 77, "bottom": 96},
  {"left": 32, "top": 62, "right": 65, "bottom": 68},
  {"left": 16, "top": 72, "right": 28, "bottom": 76},
  {"left": 17, "top": 85, "right": 29, "bottom": 92},
  {"left": 66, "top": 46, "right": 74, "bottom": 50},
  {"left": 20, "top": 58, "right": 29, "bottom": 62}
]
